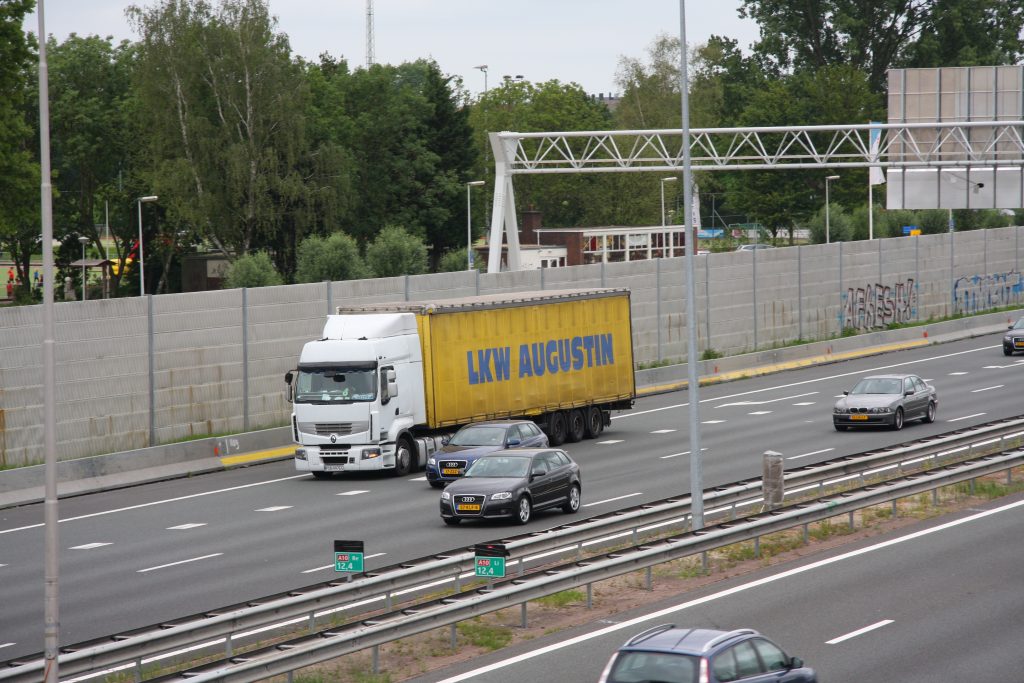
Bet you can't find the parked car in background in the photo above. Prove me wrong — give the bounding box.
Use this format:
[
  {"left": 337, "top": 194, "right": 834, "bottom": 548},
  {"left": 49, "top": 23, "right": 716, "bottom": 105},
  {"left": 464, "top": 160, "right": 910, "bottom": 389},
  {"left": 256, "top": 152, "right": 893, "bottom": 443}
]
[
  {"left": 599, "top": 625, "right": 817, "bottom": 683},
  {"left": 439, "top": 449, "right": 581, "bottom": 525},
  {"left": 1002, "top": 317, "right": 1024, "bottom": 355},
  {"left": 426, "top": 420, "right": 547, "bottom": 488},
  {"left": 735, "top": 243, "right": 773, "bottom": 252},
  {"left": 833, "top": 373, "right": 937, "bottom": 431}
]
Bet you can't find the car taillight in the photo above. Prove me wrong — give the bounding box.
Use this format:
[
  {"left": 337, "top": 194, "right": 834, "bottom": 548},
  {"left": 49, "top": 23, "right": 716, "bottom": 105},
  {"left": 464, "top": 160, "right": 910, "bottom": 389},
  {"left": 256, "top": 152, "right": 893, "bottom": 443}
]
[{"left": 699, "top": 657, "right": 710, "bottom": 683}]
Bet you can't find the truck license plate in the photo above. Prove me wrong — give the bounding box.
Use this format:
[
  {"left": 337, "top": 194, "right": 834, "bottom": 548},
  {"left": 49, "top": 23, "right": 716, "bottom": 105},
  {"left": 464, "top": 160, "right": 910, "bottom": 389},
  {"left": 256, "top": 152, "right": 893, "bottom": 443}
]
[
  {"left": 325, "top": 464, "right": 347, "bottom": 472},
  {"left": 850, "top": 414, "right": 868, "bottom": 421},
  {"left": 442, "top": 468, "right": 461, "bottom": 475},
  {"left": 457, "top": 503, "right": 481, "bottom": 511}
]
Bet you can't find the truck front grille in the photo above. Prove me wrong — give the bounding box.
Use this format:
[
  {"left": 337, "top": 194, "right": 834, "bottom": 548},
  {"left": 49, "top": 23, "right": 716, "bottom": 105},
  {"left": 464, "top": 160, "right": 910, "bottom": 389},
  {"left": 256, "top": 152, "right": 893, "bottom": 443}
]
[{"left": 312, "top": 421, "right": 368, "bottom": 436}]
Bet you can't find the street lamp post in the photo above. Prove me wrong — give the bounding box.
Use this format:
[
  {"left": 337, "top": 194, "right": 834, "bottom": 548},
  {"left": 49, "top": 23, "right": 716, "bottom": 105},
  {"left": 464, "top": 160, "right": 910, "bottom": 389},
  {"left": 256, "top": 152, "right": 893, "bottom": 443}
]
[
  {"left": 78, "top": 235, "right": 89, "bottom": 301},
  {"left": 474, "top": 64, "right": 488, "bottom": 95},
  {"left": 466, "top": 181, "right": 485, "bottom": 269},
  {"left": 660, "top": 177, "right": 677, "bottom": 256},
  {"left": 136, "top": 195, "right": 158, "bottom": 295},
  {"left": 825, "top": 175, "right": 840, "bottom": 244}
]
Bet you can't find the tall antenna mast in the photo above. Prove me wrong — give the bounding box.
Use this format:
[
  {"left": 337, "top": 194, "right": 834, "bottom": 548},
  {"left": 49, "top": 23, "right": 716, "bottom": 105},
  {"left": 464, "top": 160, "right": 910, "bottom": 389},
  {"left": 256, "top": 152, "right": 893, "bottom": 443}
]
[{"left": 365, "top": 0, "right": 375, "bottom": 67}]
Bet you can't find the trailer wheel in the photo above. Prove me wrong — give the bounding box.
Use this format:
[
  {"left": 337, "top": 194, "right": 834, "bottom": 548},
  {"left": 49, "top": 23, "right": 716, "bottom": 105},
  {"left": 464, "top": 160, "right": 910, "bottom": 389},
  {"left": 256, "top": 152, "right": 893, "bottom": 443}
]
[
  {"left": 567, "top": 409, "right": 586, "bottom": 443},
  {"left": 583, "top": 406, "right": 604, "bottom": 439},
  {"left": 393, "top": 436, "right": 416, "bottom": 477},
  {"left": 547, "top": 411, "right": 568, "bottom": 446}
]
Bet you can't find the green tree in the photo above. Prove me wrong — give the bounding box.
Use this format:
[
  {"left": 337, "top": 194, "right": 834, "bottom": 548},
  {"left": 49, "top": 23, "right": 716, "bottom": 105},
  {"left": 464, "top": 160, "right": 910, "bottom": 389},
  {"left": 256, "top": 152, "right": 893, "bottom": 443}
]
[
  {"left": 47, "top": 34, "right": 137, "bottom": 294},
  {"left": 437, "top": 247, "right": 475, "bottom": 273},
  {"left": 0, "top": 0, "right": 39, "bottom": 301},
  {"left": 222, "top": 251, "right": 282, "bottom": 288},
  {"left": 365, "top": 225, "right": 428, "bottom": 277},
  {"left": 128, "top": 0, "right": 317, "bottom": 268},
  {"left": 294, "top": 231, "right": 368, "bottom": 283}
]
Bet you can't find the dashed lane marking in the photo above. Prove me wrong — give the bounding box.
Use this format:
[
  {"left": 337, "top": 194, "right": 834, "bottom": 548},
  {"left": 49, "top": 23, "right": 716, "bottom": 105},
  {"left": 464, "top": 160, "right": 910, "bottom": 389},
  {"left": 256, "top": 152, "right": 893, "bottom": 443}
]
[
  {"left": 970, "top": 385, "right": 1004, "bottom": 393},
  {"left": 702, "top": 420, "right": 726, "bottom": 424},
  {"left": 597, "top": 440, "right": 624, "bottom": 445},
  {"left": 826, "top": 619, "right": 894, "bottom": 645},
  {"left": 660, "top": 449, "right": 707, "bottom": 460},
  {"left": 583, "top": 493, "right": 643, "bottom": 508},
  {"left": 167, "top": 523, "right": 207, "bottom": 530},
  {"left": 748, "top": 411, "right": 772, "bottom": 415},
  {"left": 651, "top": 429, "right": 676, "bottom": 434},
  {"left": 337, "top": 490, "right": 369, "bottom": 496},
  {"left": 254, "top": 506, "right": 293, "bottom": 512},
  {"left": 69, "top": 542, "right": 112, "bottom": 550},
  {"left": 948, "top": 412, "right": 986, "bottom": 422},
  {"left": 788, "top": 448, "right": 835, "bottom": 461},
  {"left": 137, "top": 553, "right": 223, "bottom": 574}
]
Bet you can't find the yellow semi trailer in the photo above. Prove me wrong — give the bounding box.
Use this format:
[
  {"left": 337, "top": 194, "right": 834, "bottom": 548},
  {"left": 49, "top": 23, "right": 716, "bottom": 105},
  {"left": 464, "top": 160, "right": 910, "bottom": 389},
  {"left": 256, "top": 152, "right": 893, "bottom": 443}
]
[{"left": 285, "top": 289, "right": 635, "bottom": 478}]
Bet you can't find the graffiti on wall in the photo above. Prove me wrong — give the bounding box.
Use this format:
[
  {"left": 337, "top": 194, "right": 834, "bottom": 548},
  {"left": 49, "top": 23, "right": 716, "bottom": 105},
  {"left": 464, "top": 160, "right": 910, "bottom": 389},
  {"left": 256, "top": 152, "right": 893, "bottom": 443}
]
[
  {"left": 953, "top": 271, "right": 1024, "bottom": 315},
  {"left": 841, "top": 279, "right": 918, "bottom": 331}
]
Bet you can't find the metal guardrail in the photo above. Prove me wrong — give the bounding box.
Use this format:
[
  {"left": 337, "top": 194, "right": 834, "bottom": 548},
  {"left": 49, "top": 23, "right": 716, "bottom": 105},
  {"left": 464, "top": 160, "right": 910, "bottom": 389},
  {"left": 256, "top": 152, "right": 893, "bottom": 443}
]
[
  {"left": 153, "top": 450, "right": 1024, "bottom": 682},
  {"left": 3, "top": 417, "right": 1024, "bottom": 682}
]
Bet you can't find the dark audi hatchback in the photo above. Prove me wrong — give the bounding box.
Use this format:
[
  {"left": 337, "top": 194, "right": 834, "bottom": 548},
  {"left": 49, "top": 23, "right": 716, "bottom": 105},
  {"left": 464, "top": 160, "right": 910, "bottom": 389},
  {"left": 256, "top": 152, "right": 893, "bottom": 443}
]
[{"left": 439, "top": 449, "right": 581, "bottom": 525}]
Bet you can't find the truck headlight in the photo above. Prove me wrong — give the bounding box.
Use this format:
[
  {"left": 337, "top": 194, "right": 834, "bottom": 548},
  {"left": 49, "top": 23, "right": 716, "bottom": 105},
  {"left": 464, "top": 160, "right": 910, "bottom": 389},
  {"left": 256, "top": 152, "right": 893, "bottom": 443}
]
[
  {"left": 490, "top": 492, "right": 512, "bottom": 500},
  {"left": 363, "top": 448, "right": 381, "bottom": 460},
  {"left": 295, "top": 448, "right": 307, "bottom": 460}
]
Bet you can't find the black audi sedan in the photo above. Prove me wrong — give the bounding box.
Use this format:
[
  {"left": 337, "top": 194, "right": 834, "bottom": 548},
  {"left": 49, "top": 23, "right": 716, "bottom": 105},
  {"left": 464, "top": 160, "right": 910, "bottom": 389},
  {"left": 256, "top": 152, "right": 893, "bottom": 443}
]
[{"left": 439, "top": 449, "right": 581, "bottom": 525}]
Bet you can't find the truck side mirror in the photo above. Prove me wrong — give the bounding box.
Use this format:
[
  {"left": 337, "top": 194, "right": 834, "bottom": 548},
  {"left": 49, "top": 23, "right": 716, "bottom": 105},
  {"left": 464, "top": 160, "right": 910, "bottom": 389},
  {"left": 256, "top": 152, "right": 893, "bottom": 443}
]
[
  {"left": 284, "top": 371, "right": 294, "bottom": 403},
  {"left": 387, "top": 369, "right": 398, "bottom": 397},
  {"left": 285, "top": 371, "right": 293, "bottom": 385}
]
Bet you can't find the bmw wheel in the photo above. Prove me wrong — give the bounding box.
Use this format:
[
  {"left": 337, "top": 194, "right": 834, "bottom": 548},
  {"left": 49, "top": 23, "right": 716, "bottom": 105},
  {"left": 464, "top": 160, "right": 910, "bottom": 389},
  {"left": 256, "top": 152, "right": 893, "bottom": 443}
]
[
  {"left": 563, "top": 484, "right": 581, "bottom": 514},
  {"left": 892, "top": 408, "right": 904, "bottom": 431},
  {"left": 516, "top": 495, "right": 532, "bottom": 525},
  {"left": 924, "top": 401, "right": 936, "bottom": 423}
]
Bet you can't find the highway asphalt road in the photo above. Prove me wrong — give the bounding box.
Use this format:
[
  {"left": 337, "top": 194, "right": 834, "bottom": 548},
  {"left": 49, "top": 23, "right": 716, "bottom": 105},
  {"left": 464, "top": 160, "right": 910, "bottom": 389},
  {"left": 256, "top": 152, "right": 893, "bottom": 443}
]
[
  {"left": 1, "top": 332, "right": 1022, "bottom": 660},
  {"left": 412, "top": 492, "right": 1024, "bottom": 683}
]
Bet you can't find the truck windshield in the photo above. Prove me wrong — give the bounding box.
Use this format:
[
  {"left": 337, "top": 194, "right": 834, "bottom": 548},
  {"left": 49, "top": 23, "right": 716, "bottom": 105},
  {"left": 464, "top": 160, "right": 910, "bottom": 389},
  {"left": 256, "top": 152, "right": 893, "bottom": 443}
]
[{"left": 294, "top": 366, "right": 377, "bottom": 403}]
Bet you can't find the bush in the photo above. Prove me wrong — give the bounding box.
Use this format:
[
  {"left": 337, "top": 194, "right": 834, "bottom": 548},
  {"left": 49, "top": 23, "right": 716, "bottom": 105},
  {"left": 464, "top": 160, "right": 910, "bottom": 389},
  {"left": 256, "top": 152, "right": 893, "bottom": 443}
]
[
  {"left": 295, "top": 232, "right": 369, "bottom": 283},
  {"left": 222, "top": 252, "right": 283, "bottom": 289},
  {"left": 365, "top": 225, "right": 428, "bottom": 277}
]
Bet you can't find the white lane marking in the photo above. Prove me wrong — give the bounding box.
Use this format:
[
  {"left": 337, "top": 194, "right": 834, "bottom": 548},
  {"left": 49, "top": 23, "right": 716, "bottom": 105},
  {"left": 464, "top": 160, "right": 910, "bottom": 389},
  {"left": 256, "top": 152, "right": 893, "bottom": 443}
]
[
  {"left": 0, "top": 564, "right": 6, "bottom": 568},
  {"left": 613, "top": 344, "right": 998, "bottom": 422},
  {"left": 255, "top": 506, "right": 293, "bottom": 512},
  {"left": 337, "top": 490, "right": 369, "bottom": 496},
  {"left": 137, "top": 553, "right": 223, "bottom": 574},
  {"left": 650, "top": 429, "right": 676, "bottom": 434},
  {"left": 983, "top": 362, "right": 1024, "bottom": 369},
  {"left": 717, "top": 392, "right": 817, "bottom": 408},
  {"left": 0, "top": 643, "right": 13, "bottom": 650},
  {"left": 702, "top": 420, "right": 726, "bottom": 424},
  {"left": 748, "top": 411, "right": 772, "bottom": 415},
  {"left": 970, "top": 385, "right": 1004, "bottom": 393},
  {"left": 0, "top": 473, "right": 309, "bottom": 536},
  {"left": 948, "top": 371, "right": 967, "bottom": 375},
  {"left": 597, "top": 440, "right": 624, "bottom": 445},
  {"left": 434, "top": 497, "right": 1024, "bottom": 683},
  {"left": 408, "top": 476, "right": 427, "bottom": 482},
  {"left": 166, "top": 523, "right": 206, "bottom": 530},
  {"left": 788, "top": 448, "right": 834, "bottom": 461},
  {"left": 826, "top": 619, "right": 894, "bottom": 645},
  {"left": 301, "top": 552, "right": 387, "bottom": 574},
  {"left": 948, "top": 412, "right": 986, "bottom": 422},
  {"left": 793, "top": 402, "right": 815, "bottom": 406},
  {"left": 582, "top": 493, "right": 643, "bottom": 508},
  {"left": 69, "top": 542, "right": 111, "bottom": 550},
  {"left": 660, "top": 448, "right": 707, "bottom": 460}
]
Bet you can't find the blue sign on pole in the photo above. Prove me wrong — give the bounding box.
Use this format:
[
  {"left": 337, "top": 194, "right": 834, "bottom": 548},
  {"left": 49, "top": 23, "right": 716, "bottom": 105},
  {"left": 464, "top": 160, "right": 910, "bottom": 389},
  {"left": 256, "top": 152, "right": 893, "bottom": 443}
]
[{"left": 902, "top": 225, "right": 920, "bottom": 236}]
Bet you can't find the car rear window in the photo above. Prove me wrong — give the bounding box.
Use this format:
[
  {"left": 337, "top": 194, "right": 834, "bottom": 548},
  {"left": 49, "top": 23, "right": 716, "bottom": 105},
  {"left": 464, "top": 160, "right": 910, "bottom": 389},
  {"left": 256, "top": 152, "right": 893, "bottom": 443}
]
[{"left": 606, "top": 651, "right": 698, "bottom": 683}]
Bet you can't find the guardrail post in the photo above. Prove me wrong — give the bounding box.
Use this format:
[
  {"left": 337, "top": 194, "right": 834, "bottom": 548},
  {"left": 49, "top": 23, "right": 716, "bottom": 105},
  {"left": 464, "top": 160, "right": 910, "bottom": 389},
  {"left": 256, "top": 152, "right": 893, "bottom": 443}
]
[
  {"left": 521, "top": 603, "right": 528, "bottom": 628},
  {"left": 645, "top": 566, "right": 652, "bottom": 590},
  {"left": 848, "top": 511, "right": 855, "bottom": 529},
  {"left": 803, "top": 523, "right": 809, "bottom": 544},
  {"left": 385, "top": 591, "right": 392, "bottom": 612},
  {"left": 1008, "top": 467, "right": 1013, "bottom": 485},
  {"left": 891, "top": 500, "right": 898, "bottom": 518},
  {"left": 225, "top": 632, "right": 233, "bottom": 657},
  {"left": 587, "top": 583, "right": 593, "bottom": 609},
  {"left": 754, "top": 536, "right": 760, "bottom": 559},
  {"left": 701, "top": 551, "right": 708, "bottom": 573},
  {"left": 134, "top": 659, "right": 142, "bottom": 683},
  {"left": 455, "top": 570, "right": 461, "bottom": 594},
  {"left": 450, "top": 623, "right": 457, "bottom": 649},
  {"left": 933, "top": 487, "right": 939, "bottom": 505},
  {"left": 970, "top": 478, "right": 975, "bottom": 495},
  {"left": 372, "top": 645, "right": 379, "bottom": 673}
]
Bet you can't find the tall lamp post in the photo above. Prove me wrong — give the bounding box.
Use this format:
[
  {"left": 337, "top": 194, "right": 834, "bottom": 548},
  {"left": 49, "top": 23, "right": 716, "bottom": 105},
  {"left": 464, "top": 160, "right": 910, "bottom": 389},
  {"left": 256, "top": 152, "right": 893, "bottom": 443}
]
[
  {"left": 466, "top": 181, "right": 485, "bottom": 269},
  {"left": 78, "top": 235, "right": 89, "bottom": 301},
  {"left": 825, "top": 175, "right": 840, "bottom": 244},
  {"left": 474, "top": 64, "right": 488, "bottom": 95},
  {"left": 660, "top": 177, "right": 677, "bottom": 256},
  {"left": 136, "top": 195, "right": 158, "bottom": 295}
]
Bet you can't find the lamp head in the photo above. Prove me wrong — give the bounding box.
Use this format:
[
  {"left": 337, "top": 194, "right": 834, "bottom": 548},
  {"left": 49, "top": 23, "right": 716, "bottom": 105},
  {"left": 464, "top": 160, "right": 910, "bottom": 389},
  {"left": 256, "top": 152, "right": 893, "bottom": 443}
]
[
  {"left": 139, "top": 195, "right": 158, "bottom": 203},
  {"left": 467, "top": 180, "right": 485, "bottom": 187},
  {"left": 826, "top": 175, "right": 841, "bottom": 181},
  {"left": 78, "top": 236, "right": 90, "bottom": 245}
]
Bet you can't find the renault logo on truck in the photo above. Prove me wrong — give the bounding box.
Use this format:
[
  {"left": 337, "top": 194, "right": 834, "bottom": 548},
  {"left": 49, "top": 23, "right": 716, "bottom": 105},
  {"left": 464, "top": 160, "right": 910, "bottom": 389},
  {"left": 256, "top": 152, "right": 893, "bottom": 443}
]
[{"left": 330, "top": 434, "right": 338, "bottom": 443}]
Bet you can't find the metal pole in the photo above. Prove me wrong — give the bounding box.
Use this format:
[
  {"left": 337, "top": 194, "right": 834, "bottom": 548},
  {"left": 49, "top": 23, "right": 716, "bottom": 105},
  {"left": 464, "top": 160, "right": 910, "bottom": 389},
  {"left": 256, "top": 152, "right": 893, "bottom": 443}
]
[
  {"left": 656, "top": 258, "right": 662, "bottom": 361},
  {"left": 752, "top": 247, "right": 758, "bottom": 350},
  {"left": 147, "top": 294, "right": 156, "bottom": 447},
  {"left": 242, "top": 288, "right": 249, "bottom": 431},
  {"left": 680, "top": 0, "right": 704, "bottom": 529},
  {"left": 704, "top": 251, "right": 711, "bottom": 348},
  {"left": 137, "top": 198, "right": 144, "bottom": 295},
  {"left": 80, "top": 238, "right": 87, "bottom": 301},
  {"left": 797, "top": 246, "right": 802, "bottom": 341},
  {"left": 466, "top": 181, "right": 484, "bottom": 270},
  {"left": 38, "top": 3, "right": 61, "bottom": 678}
]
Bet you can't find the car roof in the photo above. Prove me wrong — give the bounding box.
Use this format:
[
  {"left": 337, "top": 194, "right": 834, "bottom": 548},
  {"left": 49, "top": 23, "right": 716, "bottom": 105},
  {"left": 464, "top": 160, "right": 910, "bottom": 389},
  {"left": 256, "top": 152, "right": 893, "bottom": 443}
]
[
  {"left": 457, "top": 420, "right": 532, "bottom": 428},
  {"left": 859, "top": 373, "right": 917, "bottom": 380},
  {"left": 476, "top": 447, "right": 560, "bottom": 457},
  {"left": 619, "top": 625, "right": 758, "bottom": 655}
]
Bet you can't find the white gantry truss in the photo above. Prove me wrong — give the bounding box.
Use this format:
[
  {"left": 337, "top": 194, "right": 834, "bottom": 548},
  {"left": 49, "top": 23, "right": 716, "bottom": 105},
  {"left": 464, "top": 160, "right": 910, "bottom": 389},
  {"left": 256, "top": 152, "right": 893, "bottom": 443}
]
[{"left": 486, "top": 120, "right": 1024, "bottom": 272}]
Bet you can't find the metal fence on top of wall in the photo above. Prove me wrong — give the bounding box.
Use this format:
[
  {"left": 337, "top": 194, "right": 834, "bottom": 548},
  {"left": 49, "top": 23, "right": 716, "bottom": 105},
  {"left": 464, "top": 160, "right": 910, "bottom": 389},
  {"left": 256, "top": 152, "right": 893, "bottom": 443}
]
[{"left": 0, "top": 226, "right": 1020, "bottom": 468}]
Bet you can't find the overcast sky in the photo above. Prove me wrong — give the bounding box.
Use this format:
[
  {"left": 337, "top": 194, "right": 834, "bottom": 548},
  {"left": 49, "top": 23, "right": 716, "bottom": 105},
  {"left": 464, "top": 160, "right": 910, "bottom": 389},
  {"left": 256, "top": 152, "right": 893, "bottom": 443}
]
[{"left": 25, "top": 1, "right": 761, "bottom": 97}]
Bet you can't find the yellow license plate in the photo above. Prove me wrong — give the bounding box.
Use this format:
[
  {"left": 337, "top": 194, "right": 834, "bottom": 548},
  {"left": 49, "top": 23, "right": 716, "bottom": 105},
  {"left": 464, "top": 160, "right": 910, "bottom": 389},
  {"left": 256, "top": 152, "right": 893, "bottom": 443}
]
[
  {"left": 850, "top": 414, "right": 868, "bottom": 421},
  {"left": 457, "top": 504, "right": 481, "bottom": 511},
  {"left": 442, "top": 468, "right": 461, "bottom": 475}
]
